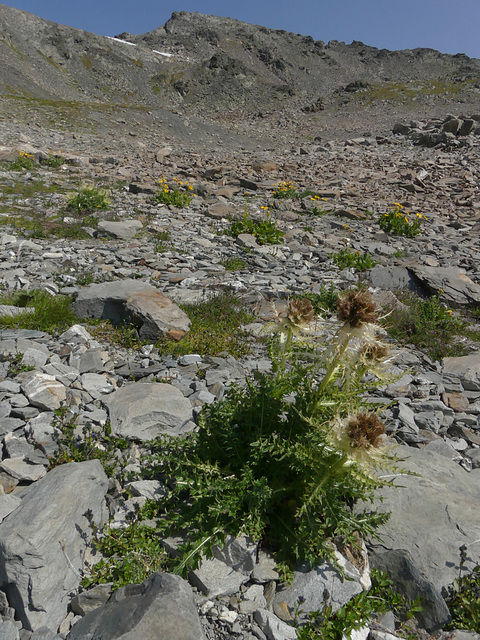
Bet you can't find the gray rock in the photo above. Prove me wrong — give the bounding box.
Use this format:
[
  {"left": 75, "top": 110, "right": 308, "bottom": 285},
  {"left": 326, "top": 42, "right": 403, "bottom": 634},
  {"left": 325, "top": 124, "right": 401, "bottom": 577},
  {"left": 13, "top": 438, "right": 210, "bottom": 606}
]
[
  {"left": 371, "top": 549, "right": 450, "bottom": 631},
  {"left": 393, "top": 402, "right": 418, "bottom": 434},
  {"left": 67, "top": 573, "right": 205, "bottom": 640},
  {"left": 368, "top": 266, "right": 417, "bottom": 292},
  {"left": 24, "top": 413, "right": 58, "bottom": 457},
  {"left": 188, "top": 535, "right": 257, "bottom": 598},
  {"left": 272, "top": 554, "right": 363, "bottom": 623},
  {"left": 73, "top": 279, "right": 191, "bottom": 341},
  {"left": 30, "top": 627, "right": 63, "bottom": 640},
  {"left": 0, "top": 620, "right": 19, "bottom": 640},
  {"left": 21, "top": 348, "right": 48, "bottom": 369},
  {"left": 126, "top": 479, "right": 166, "bottom": 500},
  {"left": 0, "top": 493, "right": 21, "bottom": 523},
  {"left": 70, "top": 583, "right": 113, "bottom": 616},
  {"left": 96, "top": 220, "right": 143, "bottom": 240},
  {"left": 0, "top": 459, "right": 46, "bottom": 482},
  {"left": 105, "top": 382, "right": 194, "bottom": 441},
  {"left": 443, "top": 352, "right": 480, "bottom": 391},
  {"left": 439, "top": 631, "right": 480, "bottom": 640},
  {"left": 0, "top": 460, "right": 108, "bottom": 631},
  {"left": 408, "top": 266, "right": 480, "bottom": 305},
  {"left": 253, "top": 610, "right": 297, "bottom": 640},
  {"left": 367, "top": 445, "right": 480, "bottom": 595},
  {"left": 21, "top": 372, "right": 66, "bottom": 411},
  {"left": 79, "top": 373, "right": 115, "bottom": 397},
  {"left": 59, "top": 325, "right": 100, "bottom": 347}
]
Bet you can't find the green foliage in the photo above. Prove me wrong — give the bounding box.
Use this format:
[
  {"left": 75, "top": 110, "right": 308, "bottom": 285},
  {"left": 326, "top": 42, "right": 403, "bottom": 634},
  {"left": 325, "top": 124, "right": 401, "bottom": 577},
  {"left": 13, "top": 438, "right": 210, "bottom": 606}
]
[
  {"left": 66, "top": 187, "right": 109, "bottom": 214},
  {"left": 378, "top": 204, "right": 425, "bottom": 237},
  {"left": 41, "top": 154, "right": 66, "bottom": 168},
  {"left": 221, "top": 256, "right": 247, "bottom": 271},
  {"left": 87, "top": 319, "right": 144, "bottom": 351},
  {"left": 331, "top": 248, "right": 376, "bottom": 271},
  {"left": 298, "top": 569, "right": 423, "bottom": 640},
  {"left": 384, "top": 293, "right": 467, "bottom": 361},
  {"left": 151, "top": 177, "right": 194, "bottom": 208},
  {"left": 82, "top": 506, "right": 169, "bottom": 590},
  {"left": 446, "top": 546, "right": 480, "bottom": 632},
  {"left": 153, "top": 230, "right": 173, "bottom": 253},
  {"left": 156, "top": 291, "right": 254, "bottom": 358},
  {"left": 299, "top": 285, "right": 339, "bottom": 317},
  {"left": 49, "top": 409, "right": 128, "bottom": 475},
  {"left": 225, "top": 207, "right": 284, "bottom": 246},
  {"left": 273, "top": 182, "right": 322, "bottom": 201},
  {"left": 3, "top": 353, "right": 34, "bottom": 377},
  {"left": 273, "top": 180, "right": 299, "bottom": 199},
  {"left": 0, "top": 290, "right": 77, "bottom": 335},
  {"left": 8, "top": 151, "right": 35, "bottom": 170},
  {"left": 147, "top": 294, "right": 396, "bottom": 575}
]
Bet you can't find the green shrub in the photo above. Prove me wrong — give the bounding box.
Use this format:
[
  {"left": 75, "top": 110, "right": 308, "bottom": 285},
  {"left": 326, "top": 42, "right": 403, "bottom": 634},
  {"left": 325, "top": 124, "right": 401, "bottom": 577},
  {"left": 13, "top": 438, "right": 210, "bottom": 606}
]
[
  {"left": 298, "top": 569, "right": 423, "bottom": 639},
  {"left": 384, "top": 293, "right": 467, "bottom": 361},
  {"left": 8, "top": 151, "right": 35, "bottom": 170},
  {"left": 151, "top": 177, "right": 194, "bottom": 208},
  {"left": 225, "top": 207, "right": 284, "bottom": 245},
  {"left": 378, "top": 203, "right": 425, "bottom": 237},
  {"left": 299, "top": 285, "right": 339, "bottom": 317},
  {"left": 82, "top": 506, "right": 168, "bottom": 590},
  {"left": 446, "top": 546, "right": 480, "bottom": 632},
  {"left": 147, "top": 292, "right": 397, "bottom": 574},
  {"left": 221, "top": 257, "right": 247, "bottom": 271},
  {"left": 41, "top": 154, "right": 66, "bottom": 168},
  {"left": 332, "top": 248, "right": 376, "bottom": 271},
  {"left": 66, "top": 187, "right": 109, "bottom": 214}
]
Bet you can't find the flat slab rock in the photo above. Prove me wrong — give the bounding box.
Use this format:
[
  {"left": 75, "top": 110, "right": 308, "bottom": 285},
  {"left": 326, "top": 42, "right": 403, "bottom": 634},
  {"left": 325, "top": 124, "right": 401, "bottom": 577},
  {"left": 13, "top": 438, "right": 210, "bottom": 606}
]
[
  {"left": 67, "top": 573, "right": 205, "bottom": 640},
  {"left": 408, "top": 265, "right": 480, "bottom": 305},
  {"left": 105, "top": 382, "right": 195, "bottom": 441},
  {"left": 367, "top": 444, "right": 480, "bottom": 594},
  {"left": 73, "top": 279, "right": 191, "bottom": 341},
  {"left": 0, "top": 460, "right": 108, "bottom": 631}
]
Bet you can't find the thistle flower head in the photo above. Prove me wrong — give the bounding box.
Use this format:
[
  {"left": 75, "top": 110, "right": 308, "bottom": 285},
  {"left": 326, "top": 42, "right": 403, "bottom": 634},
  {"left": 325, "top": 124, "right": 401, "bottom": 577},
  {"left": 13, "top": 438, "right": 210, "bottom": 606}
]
[
  {"left": 328, "top": 412, "right": 389, "bottom": 476},
  {"left": 345, "top": 412, "right": 385, "bottom": 450},
  {"left": 336, "top": 291, "right": 377, "bottom": 329},
  {"left": 286, "top": 298, "right": 314, "bottom": 330}
]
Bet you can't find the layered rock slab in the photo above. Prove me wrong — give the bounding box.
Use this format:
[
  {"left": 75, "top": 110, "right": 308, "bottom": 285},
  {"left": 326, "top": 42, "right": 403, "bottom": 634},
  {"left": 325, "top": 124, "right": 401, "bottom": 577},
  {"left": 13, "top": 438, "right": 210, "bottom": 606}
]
[
  {"left": 105, "top": 382, "right": 195, "bottom": 441},
  {"left": 67, "top": 573, "right": 205, "bottom": 640},
  {"left": 73, "top": 279, "right": 190, "bottom": 341},
  {"left": 367, "top": 445, "right": 480, "bottom": 594},
  {"left": 0, "top": 460, "right": 108, "bottom": 631}
]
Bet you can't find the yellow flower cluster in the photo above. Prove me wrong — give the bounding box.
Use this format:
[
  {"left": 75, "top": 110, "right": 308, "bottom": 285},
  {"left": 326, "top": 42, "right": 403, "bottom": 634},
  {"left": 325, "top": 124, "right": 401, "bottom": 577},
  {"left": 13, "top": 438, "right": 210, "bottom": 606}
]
[{"left": 379, "top": 203, "right": 426, "bottom": 237}]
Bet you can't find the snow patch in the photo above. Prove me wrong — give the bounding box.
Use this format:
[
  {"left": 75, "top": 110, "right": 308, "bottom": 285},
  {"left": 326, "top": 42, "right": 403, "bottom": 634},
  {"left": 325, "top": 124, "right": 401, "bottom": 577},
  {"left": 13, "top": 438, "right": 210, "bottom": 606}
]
[
  {"left": 107, "top": 37, "right": 137, "bottom": 47},
  {"left": 106, "top": 36, "right": 174, "bottom": 58}
]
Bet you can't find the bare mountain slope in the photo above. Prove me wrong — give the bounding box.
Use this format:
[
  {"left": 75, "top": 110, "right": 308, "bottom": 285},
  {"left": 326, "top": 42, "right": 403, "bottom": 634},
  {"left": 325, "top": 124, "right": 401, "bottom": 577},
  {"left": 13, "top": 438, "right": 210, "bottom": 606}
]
[{"left": 1, "top": 4, "right": 480, "bottom": 148}]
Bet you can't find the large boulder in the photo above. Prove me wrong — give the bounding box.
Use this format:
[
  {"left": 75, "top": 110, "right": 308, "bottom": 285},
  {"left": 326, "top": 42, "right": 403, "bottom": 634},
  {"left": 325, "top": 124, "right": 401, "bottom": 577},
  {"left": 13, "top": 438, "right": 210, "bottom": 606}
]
[
  {"left": 73, "top": 279, "right": 191, "bottom": 341},
  {"left": 67, "top": 573, "right": 205, "bottom": 640},
  {"left": 407, "top": 266, "right": 480, "bottom": 306},
  {"left": 0, "top": 460, "right": 108, "bottom": 631},
  {"left": 367, "top": 445, "right": 480, "bottom": 595}
]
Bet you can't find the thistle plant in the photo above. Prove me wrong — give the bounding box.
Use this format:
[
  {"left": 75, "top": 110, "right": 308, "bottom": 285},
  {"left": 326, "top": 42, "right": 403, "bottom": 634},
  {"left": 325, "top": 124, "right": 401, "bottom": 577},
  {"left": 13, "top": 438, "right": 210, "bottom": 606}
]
[
  {"left": 378, "top": 203, "right": 426, "bottom": 237},
  {"left": 144, "top": 290, "right": 396, "bottom": 575}
]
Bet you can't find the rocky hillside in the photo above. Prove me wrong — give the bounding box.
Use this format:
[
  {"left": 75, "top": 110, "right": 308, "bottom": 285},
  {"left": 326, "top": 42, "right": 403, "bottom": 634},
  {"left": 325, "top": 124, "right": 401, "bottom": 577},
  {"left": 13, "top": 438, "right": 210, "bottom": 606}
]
[{"left": 1, "top": 5, "right": 480, "bottom": 145}]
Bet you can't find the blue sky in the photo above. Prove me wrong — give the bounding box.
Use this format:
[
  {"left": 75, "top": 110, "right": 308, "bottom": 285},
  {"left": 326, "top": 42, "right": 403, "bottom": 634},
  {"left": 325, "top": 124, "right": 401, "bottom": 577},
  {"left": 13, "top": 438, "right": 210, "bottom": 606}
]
[{"left": 2, "top": 0, "right": 480, "bottom": 59}]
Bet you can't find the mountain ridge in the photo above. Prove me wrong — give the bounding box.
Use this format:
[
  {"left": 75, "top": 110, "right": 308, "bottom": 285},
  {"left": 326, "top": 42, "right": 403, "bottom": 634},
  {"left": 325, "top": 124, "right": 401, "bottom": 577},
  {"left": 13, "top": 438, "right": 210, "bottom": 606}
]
[{"left": 1, "top": 4, "right": 480, "bottom": 149}]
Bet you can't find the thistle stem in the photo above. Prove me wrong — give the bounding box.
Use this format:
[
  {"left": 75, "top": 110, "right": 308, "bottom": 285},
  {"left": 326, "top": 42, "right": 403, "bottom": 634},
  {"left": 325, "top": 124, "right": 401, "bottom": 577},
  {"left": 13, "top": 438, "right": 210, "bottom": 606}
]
[{"left": 316, "top": 326, "right": 352, "bottom": 396}]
